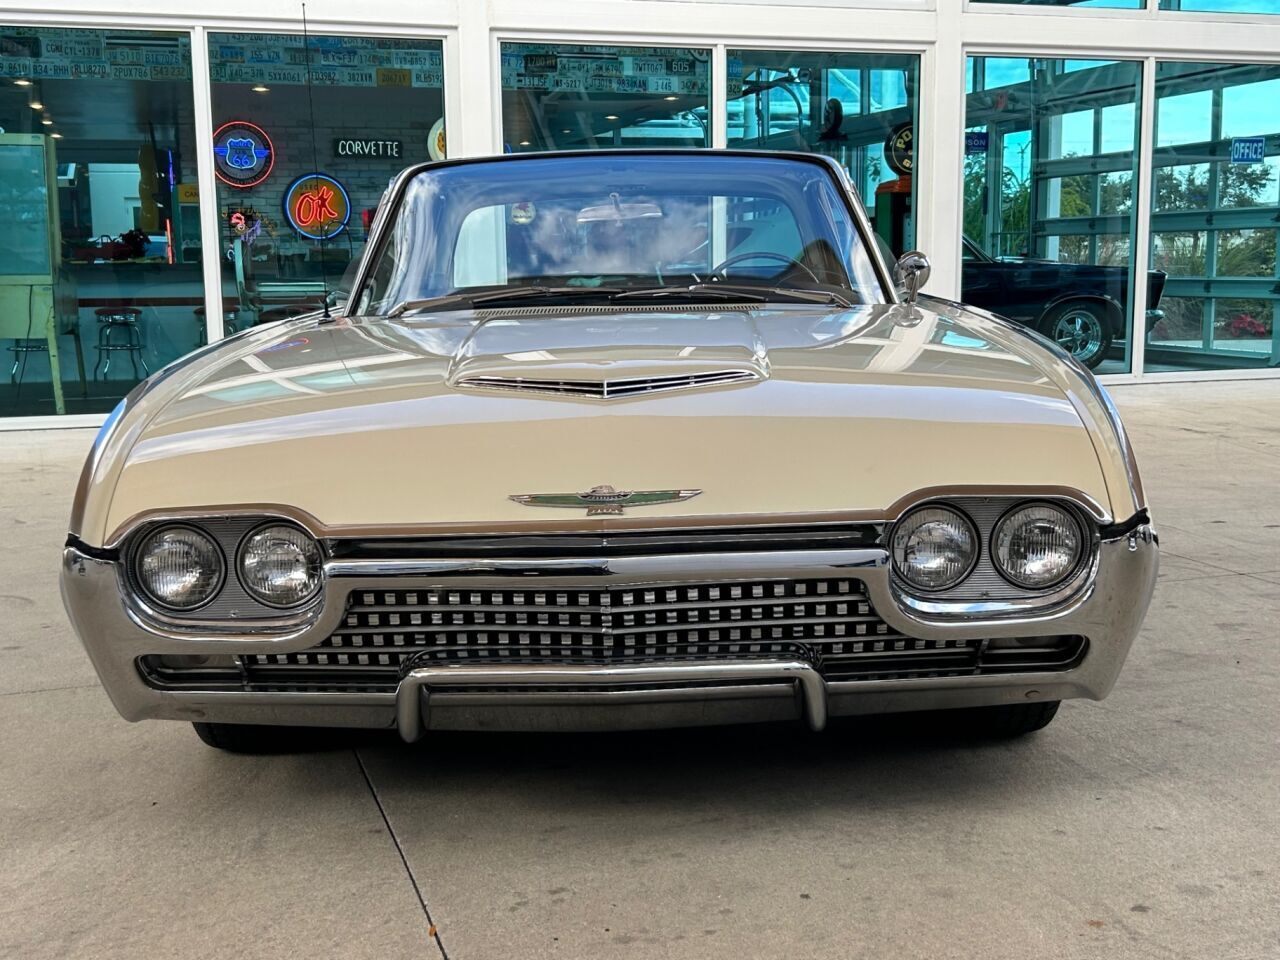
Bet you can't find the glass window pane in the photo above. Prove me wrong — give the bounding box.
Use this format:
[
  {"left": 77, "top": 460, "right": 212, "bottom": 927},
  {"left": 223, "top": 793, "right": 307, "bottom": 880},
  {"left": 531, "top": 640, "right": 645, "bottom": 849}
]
[
  {"left": 972, "top": 0, "right": 1146, "bottom": 6},
  {"left": 499, "top": 44, "right": 709, "bottom": 154},
  {"left": 1157, "top": 90, "right": 1212, "bottom": 146},
  {"left": 208, "top": 33, "right": 444, "bottom": 325},
  {"left": 1148, "top": 61, "right": 1280, "bottom": 371},
  {"left": 1160, "top": 0, "right": 1280, "bottom": 11},
  {"left": 973, "top": 0, "right": 1141, "bottom": 7},
  {"left": 963, "top": 56, "right": 1142, "bottom": 374},
  {"left": 0, "top": 26, "right": 204, "bottom": 418},
  {"left": 726, "top": 50, "right": 920, "bottom": 256}
]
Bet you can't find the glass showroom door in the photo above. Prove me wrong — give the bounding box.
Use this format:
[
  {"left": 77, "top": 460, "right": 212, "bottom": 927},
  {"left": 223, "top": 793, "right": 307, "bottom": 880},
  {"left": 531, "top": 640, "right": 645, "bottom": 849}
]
[
  {"left": 1147, "top": 61, "right": 1280, "bottom": 372},
  {"left": 0, "top": 26, "right": 205, "bottom": 417},
  {"left": 208, "top": 33, "right": 445, "bottom": 328},
  {"left": 726, "top": 51, "right": 920, "bottom": 258},
  {"left": 964, "top": 57, "right": 1144, "bottom": 374}
]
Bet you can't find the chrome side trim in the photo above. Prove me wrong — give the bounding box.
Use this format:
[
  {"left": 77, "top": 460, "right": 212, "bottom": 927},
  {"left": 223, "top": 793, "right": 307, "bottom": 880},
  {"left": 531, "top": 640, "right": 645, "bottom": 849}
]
[{"left": 395, "top": 659, "right": 826, "bottom": 742}]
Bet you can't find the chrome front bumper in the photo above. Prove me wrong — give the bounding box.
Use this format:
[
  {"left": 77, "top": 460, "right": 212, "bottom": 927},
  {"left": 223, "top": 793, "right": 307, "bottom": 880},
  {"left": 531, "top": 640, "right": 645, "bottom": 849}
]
[{"left": 61, "top": 526, "right": 1157, "bottom": 737}]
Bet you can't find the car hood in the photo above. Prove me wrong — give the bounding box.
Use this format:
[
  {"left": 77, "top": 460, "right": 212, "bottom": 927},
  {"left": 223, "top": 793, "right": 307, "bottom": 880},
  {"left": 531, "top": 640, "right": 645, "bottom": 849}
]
[{"left": 91, "top": 301, "right": 1118, "bottom": 542}]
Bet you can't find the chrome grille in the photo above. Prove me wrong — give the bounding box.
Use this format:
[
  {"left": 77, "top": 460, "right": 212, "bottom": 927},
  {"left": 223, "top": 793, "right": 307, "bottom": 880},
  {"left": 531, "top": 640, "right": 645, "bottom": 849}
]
[
  {"left": 138, "top": 578, "right": 1088, "bottom": 694},
  {"left": 231, "top": 578, "right": 983, "bottom": 689},
  {"left": 456, "top": 369, "right": 758, "bottom": 399}
]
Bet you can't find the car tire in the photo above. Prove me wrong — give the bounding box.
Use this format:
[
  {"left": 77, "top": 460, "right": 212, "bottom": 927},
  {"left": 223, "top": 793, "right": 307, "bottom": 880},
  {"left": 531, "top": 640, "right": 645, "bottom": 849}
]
[
  {"left": 1039, "top": 302, "right": 1114, "bottom": 369},
  {"left": 951, "top": 700, "right": 1061, "bottom": 738},
  {"left": 191, "top": 721, "right": 314, "bottom": 753}
]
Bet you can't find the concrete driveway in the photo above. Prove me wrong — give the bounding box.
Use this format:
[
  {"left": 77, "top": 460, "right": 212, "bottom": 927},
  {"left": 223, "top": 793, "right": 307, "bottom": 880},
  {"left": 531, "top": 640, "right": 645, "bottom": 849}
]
[{"left": 2, "top": 381, "right": 1278, "bottom": 959}]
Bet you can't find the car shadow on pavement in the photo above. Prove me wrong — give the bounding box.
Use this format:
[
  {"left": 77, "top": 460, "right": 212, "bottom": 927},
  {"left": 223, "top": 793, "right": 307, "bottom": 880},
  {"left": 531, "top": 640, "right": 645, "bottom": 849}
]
[{"left": 288, "top": 709, "right": 1084, "bottom": 813}]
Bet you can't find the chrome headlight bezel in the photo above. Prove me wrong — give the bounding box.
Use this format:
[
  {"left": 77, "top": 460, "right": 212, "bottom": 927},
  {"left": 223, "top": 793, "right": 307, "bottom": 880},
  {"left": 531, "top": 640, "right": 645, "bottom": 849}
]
[
  {"left": 130, "top": 523, "right": 227, "bottom": 612},
  {"left": 890, "top": 503, "right": 981, "bottom": 593},
  {"left": 990, "top": 500, "right": 1087, "bottom": 590},
  {"left": 235, "top": 521, "right": 325, "bottom": 609}
]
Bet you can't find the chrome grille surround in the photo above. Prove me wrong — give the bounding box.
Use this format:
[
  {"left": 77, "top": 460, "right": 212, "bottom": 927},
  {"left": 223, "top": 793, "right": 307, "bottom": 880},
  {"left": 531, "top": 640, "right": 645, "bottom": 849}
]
[{"left": 455, "top": 369, "right": 759, "bottom": 400}]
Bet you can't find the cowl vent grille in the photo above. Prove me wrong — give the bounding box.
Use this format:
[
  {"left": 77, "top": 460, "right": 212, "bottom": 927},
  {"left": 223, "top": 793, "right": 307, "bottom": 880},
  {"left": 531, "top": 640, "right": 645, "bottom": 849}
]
[{"left": 457, "top": 369, "right": 759, "bottom": 399}]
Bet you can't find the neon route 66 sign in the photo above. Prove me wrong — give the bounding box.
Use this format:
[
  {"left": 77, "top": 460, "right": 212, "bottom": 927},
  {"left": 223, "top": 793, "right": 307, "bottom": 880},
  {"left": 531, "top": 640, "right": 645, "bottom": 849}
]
[{"left": 212, "top": 120, "right": 275, "bottom": 189}]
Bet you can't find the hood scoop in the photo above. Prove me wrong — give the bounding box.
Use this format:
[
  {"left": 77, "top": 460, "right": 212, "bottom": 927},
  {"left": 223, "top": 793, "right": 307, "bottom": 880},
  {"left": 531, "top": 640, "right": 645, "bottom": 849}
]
[
  {"left": 458, "top": 369, "right": 759, "bottom": 400},
  {"left": 447, "top": 312, "right": 769, "bottom": 400}
]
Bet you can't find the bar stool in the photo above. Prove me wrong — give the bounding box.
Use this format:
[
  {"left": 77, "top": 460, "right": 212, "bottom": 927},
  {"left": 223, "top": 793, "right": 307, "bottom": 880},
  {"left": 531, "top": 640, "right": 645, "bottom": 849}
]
[
  {"left": 94, "top": 306, "right": 148, "bottom": 380},
  {"left": 8, "top": 339, "right": 48, "bottom": 397},
  {"left": 193, "top": 306, "right": 240, "bottom": 347}
]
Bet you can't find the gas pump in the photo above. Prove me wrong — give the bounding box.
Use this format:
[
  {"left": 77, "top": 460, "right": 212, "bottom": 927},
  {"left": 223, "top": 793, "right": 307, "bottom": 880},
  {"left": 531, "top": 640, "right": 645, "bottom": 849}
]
[{"left": 874, "top": 122, "right": 914, "bottom": 257}]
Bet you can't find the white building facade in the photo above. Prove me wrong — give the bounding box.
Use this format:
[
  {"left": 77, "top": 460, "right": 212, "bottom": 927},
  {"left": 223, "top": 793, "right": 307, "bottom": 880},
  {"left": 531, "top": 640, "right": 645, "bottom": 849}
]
[{"left": 1, "top": 0, "right": 1278, "bottom": 427}]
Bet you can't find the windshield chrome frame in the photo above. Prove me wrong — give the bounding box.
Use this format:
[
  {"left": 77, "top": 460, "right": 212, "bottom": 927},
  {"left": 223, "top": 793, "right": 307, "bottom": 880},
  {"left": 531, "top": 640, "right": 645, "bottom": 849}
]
[{"left": 342, "top": 149, "right": 901, "bottom": 319}]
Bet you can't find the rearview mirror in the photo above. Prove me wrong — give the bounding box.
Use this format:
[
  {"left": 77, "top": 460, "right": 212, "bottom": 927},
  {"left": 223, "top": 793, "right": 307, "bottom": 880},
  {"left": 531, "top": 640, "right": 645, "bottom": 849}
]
[{"left": 895, "top": 251, "right": 931, "bottom": 304}]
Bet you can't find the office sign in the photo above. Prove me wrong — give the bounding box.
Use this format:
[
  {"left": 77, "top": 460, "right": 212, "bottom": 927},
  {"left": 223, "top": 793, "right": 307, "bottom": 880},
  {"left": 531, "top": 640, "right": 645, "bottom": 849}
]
[
  {"left": 333, "top": 137, "right": 404, "bottom": 159},
  {"left": 1230, "top": 136, "right": 1265, "bottom": 164}
]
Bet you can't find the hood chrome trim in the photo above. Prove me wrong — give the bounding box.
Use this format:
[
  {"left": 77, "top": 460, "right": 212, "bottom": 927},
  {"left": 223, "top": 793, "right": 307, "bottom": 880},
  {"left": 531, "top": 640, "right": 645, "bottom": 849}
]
[{"left": 456, "top": 369, "right": 760, "bottom": 400}]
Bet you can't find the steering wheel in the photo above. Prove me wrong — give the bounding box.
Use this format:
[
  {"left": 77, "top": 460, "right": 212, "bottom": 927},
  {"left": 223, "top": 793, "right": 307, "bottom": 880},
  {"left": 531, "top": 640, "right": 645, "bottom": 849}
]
[{"left": 709, "top": 250, "right": 820, "bottom": 284}]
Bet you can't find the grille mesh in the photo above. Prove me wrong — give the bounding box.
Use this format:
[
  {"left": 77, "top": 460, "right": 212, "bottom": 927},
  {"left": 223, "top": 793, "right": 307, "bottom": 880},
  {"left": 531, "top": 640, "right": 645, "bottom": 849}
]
[
  {"left": 456, "top": 369, "right": 758, "bottom": 399},
  {"left": 232, "top": 578, "right": 979, "bottom": 689},
  {"left": 140, "top": 577, "right": 1087, "bottom": 694}
]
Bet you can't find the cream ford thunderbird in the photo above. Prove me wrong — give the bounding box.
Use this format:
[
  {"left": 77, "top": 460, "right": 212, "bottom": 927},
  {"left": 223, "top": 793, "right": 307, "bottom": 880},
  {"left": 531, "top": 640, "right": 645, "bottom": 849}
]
[{"left": 61, "top": 151, "right": 1158, "bottom": 752}]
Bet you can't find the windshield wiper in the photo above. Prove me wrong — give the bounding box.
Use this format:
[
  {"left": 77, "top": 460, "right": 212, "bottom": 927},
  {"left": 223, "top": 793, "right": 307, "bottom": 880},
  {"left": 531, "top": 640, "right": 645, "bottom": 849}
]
[
  {"left": 386, "top": 285, "right": 623, "bottom": 318},
  {"left": 611, "top": 283, "right": 853, "bottom": 308},
  {"left": 610, "top": 284, "right": 767, "bottom": 304}
]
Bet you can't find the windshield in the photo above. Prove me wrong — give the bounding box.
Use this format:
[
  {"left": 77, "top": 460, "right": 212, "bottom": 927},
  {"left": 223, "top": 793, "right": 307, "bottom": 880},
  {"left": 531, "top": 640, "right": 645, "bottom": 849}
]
[{"left": 356, "top": 153, "right": 888, "bottom": 315}]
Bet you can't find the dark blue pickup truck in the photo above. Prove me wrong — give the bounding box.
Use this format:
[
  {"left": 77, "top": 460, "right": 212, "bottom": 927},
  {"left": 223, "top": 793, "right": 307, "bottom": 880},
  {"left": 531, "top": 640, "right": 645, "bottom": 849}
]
[{"left": 961, "top": 236, "right": 1166, "bottom": 369}]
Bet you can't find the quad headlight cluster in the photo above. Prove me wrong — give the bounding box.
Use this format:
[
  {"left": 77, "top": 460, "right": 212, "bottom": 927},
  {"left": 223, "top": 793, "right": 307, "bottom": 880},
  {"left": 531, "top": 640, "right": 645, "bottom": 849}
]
[
  {"left": 132, "top": 522, "right": 323, "bottom": 612},
  {"left": 892, "top": 501, "right": 1086, "bottom": 593}
]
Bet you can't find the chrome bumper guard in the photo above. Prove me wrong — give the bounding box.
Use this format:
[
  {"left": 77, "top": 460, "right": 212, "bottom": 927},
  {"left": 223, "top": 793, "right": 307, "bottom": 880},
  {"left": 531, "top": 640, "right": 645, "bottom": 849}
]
[
  {"left": 61, "top": 526, "right": 1158, "bottom": 735},
  {"left": 396, "top": 659, "right": 826, "bottom": 741}
]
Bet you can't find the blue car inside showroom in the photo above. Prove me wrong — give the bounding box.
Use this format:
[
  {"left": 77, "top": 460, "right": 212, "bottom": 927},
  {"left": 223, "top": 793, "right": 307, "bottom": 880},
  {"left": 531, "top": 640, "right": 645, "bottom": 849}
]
[{"left": 1, "top": 0, "right": 1277, "bottom": 957}]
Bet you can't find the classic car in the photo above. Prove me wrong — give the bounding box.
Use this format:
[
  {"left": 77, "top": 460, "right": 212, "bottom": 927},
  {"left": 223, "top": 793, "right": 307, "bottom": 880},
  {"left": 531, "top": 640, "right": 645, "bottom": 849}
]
[
  {"left": 962, "top": 235, "right": 1167, "bottom": 369},
  {"left": 61, "top": 150, "right": 1158, "bottom": 753}
]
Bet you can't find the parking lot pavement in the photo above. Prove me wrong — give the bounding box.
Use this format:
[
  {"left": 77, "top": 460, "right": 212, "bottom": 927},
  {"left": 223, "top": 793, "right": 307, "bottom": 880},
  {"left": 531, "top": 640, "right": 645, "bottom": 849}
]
[{"left": 2, "top": 381, "right": 1278, "bottom": 959}]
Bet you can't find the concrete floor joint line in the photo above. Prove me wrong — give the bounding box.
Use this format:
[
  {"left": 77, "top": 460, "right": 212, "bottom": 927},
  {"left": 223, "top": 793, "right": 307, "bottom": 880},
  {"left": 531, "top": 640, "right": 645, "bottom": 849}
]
[{"left": 354, "top": 748, "right": 452, "bottom": 960}]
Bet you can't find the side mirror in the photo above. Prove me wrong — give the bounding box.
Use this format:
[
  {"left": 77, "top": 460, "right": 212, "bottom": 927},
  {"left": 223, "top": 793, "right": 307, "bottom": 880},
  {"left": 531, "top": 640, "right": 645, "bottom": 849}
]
[{"left": 894, "top": 251, "right": 931, "bottom": 304}]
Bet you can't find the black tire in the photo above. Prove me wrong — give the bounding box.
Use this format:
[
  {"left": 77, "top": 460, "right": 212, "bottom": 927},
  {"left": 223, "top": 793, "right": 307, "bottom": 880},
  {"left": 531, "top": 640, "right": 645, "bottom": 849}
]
[
  {"left": 1039, "top": 301, "right": 1114, "bottom": 369},
  {"left": 191, "top": 721, "right": 316, "bottom": 753},
  {"left": 951, "top": 700, "right": 1061, "bottom": 738}
]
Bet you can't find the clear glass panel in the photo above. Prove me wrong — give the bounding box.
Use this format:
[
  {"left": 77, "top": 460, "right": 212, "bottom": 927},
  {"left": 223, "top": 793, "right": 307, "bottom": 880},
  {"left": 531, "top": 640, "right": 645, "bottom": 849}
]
[
  {"left": 208, "top": 33, "right": 444, "bottom": 325},
  {"left": 499, "top": 44, "right": 710, "bottom": 154},
  {"left": 1147, "top": 61, "right": 1280, "bottom": 371},
  {"left": 1160, "top": 0, "right": 1280, "bottom": 12},
  {"left": 973, "top": 0, "right": 1141, "bottom": 6},
  {"left": 963, "top": 56, "right": 1142, "bottom": 374},
  {"left": 726, "top": 50, "right": 920, "bottom": 257},
  {"left": 0, "top": 26, "right": 204, "bottom": 418}
]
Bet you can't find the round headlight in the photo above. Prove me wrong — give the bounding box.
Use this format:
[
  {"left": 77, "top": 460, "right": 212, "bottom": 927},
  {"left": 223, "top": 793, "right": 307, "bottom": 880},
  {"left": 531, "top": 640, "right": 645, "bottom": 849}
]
[
  {"left": 134, "top": 525, "right": 225, "bottom": 611},
  {"left": 892, "top": 505, "right": 979, "bottom": 591},
  {"left": 238, "top": 524, "right": 323, "bottom": 607},
  {"left": 992, "top": 503, "right": 1084, "bottom": 589}
]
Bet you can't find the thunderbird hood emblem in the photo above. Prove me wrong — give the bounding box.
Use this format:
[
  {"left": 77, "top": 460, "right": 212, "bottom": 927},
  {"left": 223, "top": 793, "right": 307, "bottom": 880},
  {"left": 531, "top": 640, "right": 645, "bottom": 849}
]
[{"left": 510, "top": 485, "right": 701, "bottom": 516}]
